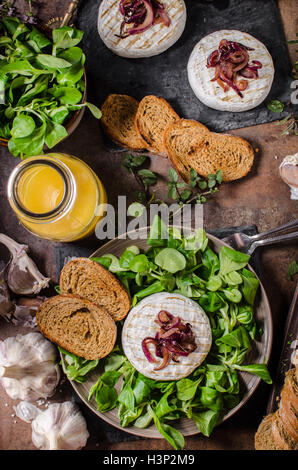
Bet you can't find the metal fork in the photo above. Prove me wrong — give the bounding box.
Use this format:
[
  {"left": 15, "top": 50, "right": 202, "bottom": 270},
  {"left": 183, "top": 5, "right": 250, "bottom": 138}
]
[
  {"left": 245, "top": 231, "right": 298, "bottom": 256},
  {"left": 222, "top": 219, "right": 298, "bottom": 255}
]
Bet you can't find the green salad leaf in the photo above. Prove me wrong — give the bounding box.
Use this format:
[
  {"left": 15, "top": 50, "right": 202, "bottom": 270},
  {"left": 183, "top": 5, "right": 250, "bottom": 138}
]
[
  {"left": 59, "top": 215, "right": 272, "bottom": 450},
  {"left": 0, "top": 16, "right": 101, "bottom": 158}
]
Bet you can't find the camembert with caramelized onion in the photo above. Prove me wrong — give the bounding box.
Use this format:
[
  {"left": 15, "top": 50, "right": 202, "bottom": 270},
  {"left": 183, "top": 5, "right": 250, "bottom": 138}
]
[
  {"left": 187, "top": 30, "right": 274, "bottom": 112},
  {"left": 97, "top": 0, "right": 187, "bottom": 59},
  {"left": 122, "top": 292, "right": 212, "bottom": 381}
]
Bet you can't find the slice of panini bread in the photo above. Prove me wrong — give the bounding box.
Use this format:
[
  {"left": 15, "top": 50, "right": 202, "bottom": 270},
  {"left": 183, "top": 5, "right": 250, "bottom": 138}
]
[
  {"left": 186, "top": 132, "right": 254, "bottom": 182},
  {"left": 255, "top": 366, "right": 298, "bottom": 450},
  {"left": 164, "top": 119, "right": 210, "bottom": 181},
  {"left": 254, "top": 414, "right": 279, "bottom": 450},
  {"left": 279, "top": 367, "right": 298, "bottom": 441},
  {"left": 101, "top": 94, "right": 145, "bottom": 150},
  {"left": 271, "top": 410, "right": 298, "bottom": 450},
  {"left": 36, "top": 295, "right": 117, "bottom": 360},
  {"left": 283, "top": 367, "right": 298, "bottom": 409},
  {"left": 59, "top": 257, "right": 131, "bottom": 322},
  {"left": 279, "top": 398, "right": 298, "bottom": 442},
  {"left": 135, "top": 95, "right": 180, "bottom": 154}
]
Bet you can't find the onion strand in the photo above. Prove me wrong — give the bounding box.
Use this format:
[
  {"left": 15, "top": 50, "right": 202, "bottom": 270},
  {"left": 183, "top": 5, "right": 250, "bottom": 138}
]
[
  {"left": 207, "top": 38, "right": 262, "bottom": 98},
  {"left": 142, "top": 310, "right": 197, "bottom": 370}
]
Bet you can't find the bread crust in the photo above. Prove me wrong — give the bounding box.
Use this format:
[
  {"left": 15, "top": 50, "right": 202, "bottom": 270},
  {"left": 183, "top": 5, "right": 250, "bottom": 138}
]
[
  {"left": 101, "top": 94, "right": 145, "bottom": 150},
  {"left": 59, "top": 257, "right": 131, "bottom": 321},
  {"left": 187, "top": 132, "right": 255, "bottom": 182},
  {"left": 135, "top": 95, "right": 180, "bottom": 154},
  {"left": 164, "top": 118, "right": 210, "bottom": 181},
  {"left": 254, "top": 414, "right": 277, "bottom": 450},
  {"left": 36, "top": 294, "right": 117, "bottom": 360},
  {"left": 255, "top": 366, "right": 298, "bottom": 451}
]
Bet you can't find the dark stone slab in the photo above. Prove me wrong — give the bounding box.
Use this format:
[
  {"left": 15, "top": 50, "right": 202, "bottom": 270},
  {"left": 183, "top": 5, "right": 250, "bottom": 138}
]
[{"left": 77, "top": 0, "right": 292, "bottom": 133}]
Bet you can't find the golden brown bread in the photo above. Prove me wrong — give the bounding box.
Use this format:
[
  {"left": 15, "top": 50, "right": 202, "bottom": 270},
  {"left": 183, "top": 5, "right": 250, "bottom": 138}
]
[
  {"left": 36, "top": 294, "right": 117, "bottom": 360},
  {"left": 135, "top": 95, "right": 180, "bottom": 154},
  {"left": 255, "top": 366, "right": 298, "bottom": 450},
  {"left": 164, "top": 119, "right": 210, "bottom": 181},
  {"left": 101, "top": 94, "right": 145, "bottom": 150},
  {"left": 185, "top": 132, "right": 255, "bottom": 183},
  {"left": 271, "top": 410, "right": 298, "bottom": 450},
  {"left": 59, "top": 257, "right": 131, "bottom": 322},
  {"left": 254, "top": 414, "right": 279, "bottom": 450}
]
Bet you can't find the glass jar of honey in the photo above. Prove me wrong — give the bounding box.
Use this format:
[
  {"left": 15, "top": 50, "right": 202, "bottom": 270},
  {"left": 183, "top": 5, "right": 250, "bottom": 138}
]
[{"left": 7, "top": 153, "right": 107, "bottom": 242}]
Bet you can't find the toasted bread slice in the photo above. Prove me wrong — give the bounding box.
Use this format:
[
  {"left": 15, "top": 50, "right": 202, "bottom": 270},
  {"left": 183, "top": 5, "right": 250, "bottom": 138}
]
[
  {"left": 164, "top": 119, "right": 210, "bottom": 181},
  {"left": 135, "top": 95, "right": 180, "bottom": 154},
  {"left": 255, "top": 414, "right": 278, "bottom": 450},
  {"left": 283, "top": 367, "right": 298, "bottom": 409},
  {"left": 59, "top": 257, "right": 131, "bottom": 322},
  {"left": 279, "top": 398, "right": 298, "bottom": 441},
  {"left": 185, "top": 132, "right": 254, "bottom": 182},
  {"left": 271, "top": 410, "right": 298, "bottom": 450},
  {"left": 36, "top": 294, "right": 117, "bottom": 360},
  {"left": 101, "top": 94, "right": 145, "bottom": 150}
]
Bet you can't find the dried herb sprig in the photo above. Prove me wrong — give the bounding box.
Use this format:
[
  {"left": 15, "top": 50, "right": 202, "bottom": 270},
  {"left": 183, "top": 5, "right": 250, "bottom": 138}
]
[
  {"left": 121, "top": 153, "right": 158, "bottom": 204},
  {"left": 167, "top": 167, "right": 223, "bottom": 206},
  {"left": 267, "top": 100, "right": 298, "bottom": 136},
  {"left": 122, "top": 153, "right": 223, "bottom": 222},
  {"left": 287, "top": 261, "right": 298, "bottom": 281},
  {"left": 0, "top": 0, "right": 37, "bottom": 24}
]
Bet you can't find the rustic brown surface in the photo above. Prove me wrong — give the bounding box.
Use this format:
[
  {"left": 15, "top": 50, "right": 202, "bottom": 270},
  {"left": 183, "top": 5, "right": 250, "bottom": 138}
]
[{"left": 0, "top": 0, "right": 297, "bottom": 451}]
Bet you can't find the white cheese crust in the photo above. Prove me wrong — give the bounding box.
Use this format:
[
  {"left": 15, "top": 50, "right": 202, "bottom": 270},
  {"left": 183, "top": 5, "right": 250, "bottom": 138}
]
[
  {"left": 97, "top": 0, "right": 187, "bottom": 58},
  {"left": 187, "top": 30, "right": 275, "bottom": 112},
  {"left": 122, "top": 292, "right": 212, "bottom": 381}
]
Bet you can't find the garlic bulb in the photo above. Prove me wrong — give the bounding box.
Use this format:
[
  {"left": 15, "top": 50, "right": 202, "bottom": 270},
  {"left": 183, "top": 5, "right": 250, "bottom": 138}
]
[
  {"left": 0, "top": 234, "right": 50, "bottom": 295},
  {"left": 14, "top": 401, "right": 89, "bottom": 450},
  {"left": 279, "top": 153, "right": 298, "bottom": 200},
  {"left": 0, "top": 332, "right": 60, "bottom": 400}
]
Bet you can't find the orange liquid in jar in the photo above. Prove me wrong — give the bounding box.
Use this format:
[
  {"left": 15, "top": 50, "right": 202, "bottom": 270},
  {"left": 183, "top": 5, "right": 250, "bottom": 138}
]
[{"left": 10, "top": 153, "right": 107, "bottom": 242}]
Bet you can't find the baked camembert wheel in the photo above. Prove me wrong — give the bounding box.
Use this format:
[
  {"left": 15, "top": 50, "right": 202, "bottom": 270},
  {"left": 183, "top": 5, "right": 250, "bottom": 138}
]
[
  {"left": 97, "top": 0, "right": 186, "bottom": 58},
  {"left": 187, "top": 30, "right": 274, "bottom": 112},
  {"left": 122, "top": 292, "right": 212, "bottom": 381}
]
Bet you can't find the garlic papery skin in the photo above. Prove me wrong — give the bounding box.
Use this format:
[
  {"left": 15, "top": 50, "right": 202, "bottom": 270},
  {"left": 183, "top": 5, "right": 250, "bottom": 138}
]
[
  {"left": 14, "top": 401, "right": 89, "bottom": 450},
  {"left": 0, "top": 268, "right": 14, "bottom": 321},
  {"left": 0, "top": 332, "right": 60, "bottom": 400},
  {"left": 279, "top": 153, "right": 298, "bottom": 200},
  {"left": 0, "top": 234, "right": 50, "bottom": 295}
]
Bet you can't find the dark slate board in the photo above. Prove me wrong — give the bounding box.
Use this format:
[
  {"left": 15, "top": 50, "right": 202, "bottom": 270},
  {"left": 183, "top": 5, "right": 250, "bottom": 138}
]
[
  {"left": 77, "top": 0, "right": 292, "bottom": 133},
  {"left": 55, "top": 224, "right": 260, "bottom": 443}
]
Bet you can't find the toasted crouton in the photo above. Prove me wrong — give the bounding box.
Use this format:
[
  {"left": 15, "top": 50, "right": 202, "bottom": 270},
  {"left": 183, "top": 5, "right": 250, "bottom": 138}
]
[{"left": 101, "top": 94, "right": 145, "bottom": 150}]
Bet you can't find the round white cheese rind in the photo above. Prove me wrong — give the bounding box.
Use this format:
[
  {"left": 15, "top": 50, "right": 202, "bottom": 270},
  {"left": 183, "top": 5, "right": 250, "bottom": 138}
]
[
  {"left": 187, "top": 30, "right": 275, "bottom": 112},
  {"left": 122, "top": 292, "right": 212, "bottom": 381},
  {"left": 97, "top": 0, "right": 187, "bottom": 59}
]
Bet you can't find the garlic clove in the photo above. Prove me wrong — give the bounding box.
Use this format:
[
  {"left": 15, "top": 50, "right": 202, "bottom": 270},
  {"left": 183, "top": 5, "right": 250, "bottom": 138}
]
[
  {"left": 279, "top": 153, "right": 298, "bottom": 200},
  {"left": 15, "top": 401, "right": 89, "bottom": 450},
  {"left": 14, "top": 400, "right": 40, "bottom": 423},
  {"left": 0, "top": 234, "right": 50, "bottom": 295}
]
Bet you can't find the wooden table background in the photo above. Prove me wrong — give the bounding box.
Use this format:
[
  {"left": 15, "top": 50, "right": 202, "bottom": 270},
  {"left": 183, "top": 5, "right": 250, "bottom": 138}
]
[{"left": 0, "top": 0, "right": 297, "bottom": 451}]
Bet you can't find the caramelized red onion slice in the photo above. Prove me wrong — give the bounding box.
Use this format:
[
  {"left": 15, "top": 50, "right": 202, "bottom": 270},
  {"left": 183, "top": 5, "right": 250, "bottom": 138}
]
[
  {"left": 142, "top": 337, "right": 158, "bottom": 363},
  {"left": 239, "top": 66, "right": 259, "bottom": 79},
  {"left": 154, "top": 346, "right": 171, "bottom": 371},
  {"left": 118, "top": 0, "right": 170, "bottom": 38},
  {"left": 142, "top": 311, "right": 197, "bottom": 370},
  {"left": 207, "top": 38, "right": 262, "bottom": 98}
]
